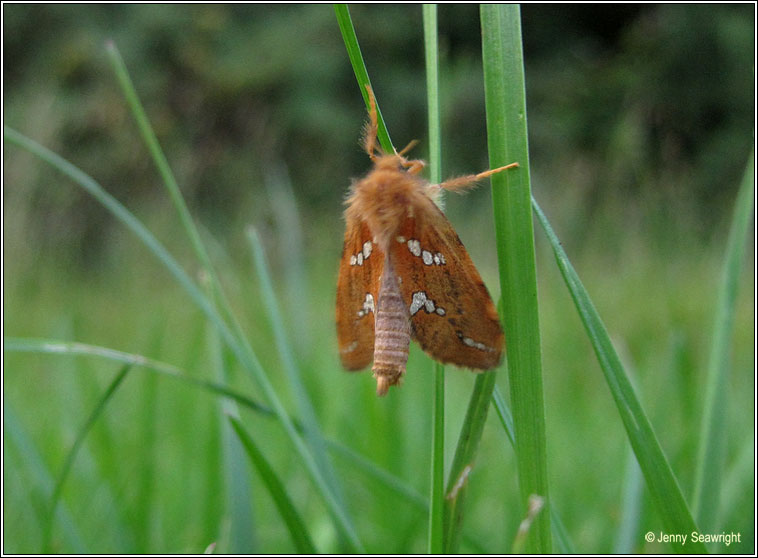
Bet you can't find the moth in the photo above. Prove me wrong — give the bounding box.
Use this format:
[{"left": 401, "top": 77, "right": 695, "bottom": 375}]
[{"left": 336, "top": 85, "right": 517, "bottom": 396}]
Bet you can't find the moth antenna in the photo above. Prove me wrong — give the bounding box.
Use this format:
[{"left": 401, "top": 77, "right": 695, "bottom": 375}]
[
  {"left": 362, "top": 84, "right": 380, "bottom": 160},
  {"left": 397, "top": 139, "right": 419, "bottom": 156},
  {"left": 437, "top": 162, "right": 519, "bottom": 192}
]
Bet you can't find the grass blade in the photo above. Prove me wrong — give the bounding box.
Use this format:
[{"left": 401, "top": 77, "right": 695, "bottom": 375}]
[
  {"left": 334, "top": 4, "right": 393, "bottom": 153},
  {"left": 491, "top": 386, "right": 575, "bottom": 554},
  {"left": 42, "top": 365, "right": 132, "bottom": 552},
  {"left": 443, "top": 370, "right": 497, "bottom": 553},
  {"left": 246, "top": 227, "right": 349, "bottom": 519},
  {"left": 692, "top": 153, "right": 754, "bottom": 530},
  {"left": 422, "top": 4, "right": 445, "bottom": 555},
  {"left": 229, "top": 416, "right": 317, "bottom": 554},
  {"left": 614, "top": 448, "right": 644, "bottom": 553},
  {"left": 480, "top": 5, "right": 551, "bottom": 552},
  {"left": 532, "top": 197, "right": 707, "bottom": 553},
  {"left": 104, "top": 42, "right": 212, "bottom": 279},
  {"left": 429, "top": 362, "right": 445, "bottom": 554},
  {"left": 207, "top": 313, "right": 257, "bottom": 553}
]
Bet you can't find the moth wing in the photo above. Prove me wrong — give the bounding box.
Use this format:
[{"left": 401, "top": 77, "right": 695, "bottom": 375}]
[
  {"left": 336, "top": 218, "right": 383, "bottom": 370},
  {"left": 390, "top": 199, "right": 504, "bottom": 369}
]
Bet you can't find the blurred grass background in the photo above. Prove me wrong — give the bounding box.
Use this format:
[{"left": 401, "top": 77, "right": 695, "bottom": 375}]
[{"left": 3, "top": 3, "right": 754, "bottom": 554}]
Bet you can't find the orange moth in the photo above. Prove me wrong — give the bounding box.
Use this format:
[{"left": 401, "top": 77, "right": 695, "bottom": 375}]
[{"left": 336, "top": 85, "right": 518, "bottom": 396}]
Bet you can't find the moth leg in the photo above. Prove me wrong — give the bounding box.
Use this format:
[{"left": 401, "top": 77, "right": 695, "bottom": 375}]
[
  {"left": 403, "top": 159, "right": 426, "bottom": 175},
  {"left": 437, "top": 162, "right": 519, "bottom": 192}
]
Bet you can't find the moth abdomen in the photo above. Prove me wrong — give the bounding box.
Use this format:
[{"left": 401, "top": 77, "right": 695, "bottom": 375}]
[{"left": 372, "top": 257, "right": 410, "bottom": 396}]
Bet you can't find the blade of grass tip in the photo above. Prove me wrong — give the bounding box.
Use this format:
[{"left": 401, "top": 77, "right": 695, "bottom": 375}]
[
  {"left": 443, "top": 370, "right": 496, "bottom": 553},
  {"left": 42, "top": 365, "right": 132, "bottom": 553},
  {"left": 334, "top": 3, "right": 393, "bottom": 153},
  {"left": 229, "top": 416, "right": 317, "bottom": 554},
  {"left": 2, "top": 129, "right": 363, "bottom": 551},
  {"left": 423, "top": 4, "right": 445, "bottom": 555},
  {"left": 692, "top": 152, "right": 754, "bottom": 531},
  {"left": 531, "top": 197, "right": 707, "bottom": 553},
  {"left": 3, "top": 401, "right": 88, "bottom": 553},
  {"left": 263, "top": 160, "right": 313, "bottom": 355},
  {"left": 480, "top": 5, "right": 551, "bottom": 553},
  {"left": 246, "top": 227, "right": 349, "bottom": 516},
  {"left": 491, "top": 386, "right": 576, "bottom": 554}
]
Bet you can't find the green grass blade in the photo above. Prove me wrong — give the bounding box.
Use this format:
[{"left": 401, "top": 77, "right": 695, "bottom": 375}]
[
  {"left": 429, "top": 362, "right": 445, "bottom": 554},
  {"left": 229, "top": 416, "right": 317, "bottom": 554},
  {"left": 2, "top": 129, "right": 363, "bottom": 551},
  {"left": 334, "top": 3, "right": 393, "bottom": 152},
  {"left": 531, "top": 197, "right": 707, "bottom": 553},
  {"left": 422, "top": 4, "right": 445, "bottom": 555},
  {"left": 443, "top": 370, "right": 497, "bottom": 553},
  {"left": 692, "top": 153, "right": 754, "bottom": 530},
  {"left": 42, "top": 365, "right": 132, "bottom": 552},
  {"left": 423, "top": 3, "right": 442, "bottom": 186},
  {"left": 207, "top": 309, "right": 257, "bottom": 553},
  {"left": 614, "top": 448, "right": 644, "bottom": 553},
  {"left": 491, "top": 385, "right": 515, "bottom": 447},
  {"left": 246, "top": 227, "right": 348, "bottom": 516},
  {"left": 104, "top": 42, "right": 212, "bottom": 278},
  {"left": 491, "top": 386, "right": 575, "bottom": 554},
  {"left": 480, "top": 5, "right": 551, "bottom": 552}
]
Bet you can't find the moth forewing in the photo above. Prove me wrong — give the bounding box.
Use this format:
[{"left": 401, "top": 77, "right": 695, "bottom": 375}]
[
  {"left": 336, "top": 218, "right": 383, "bottom": 371},
  {"left": 390, "top": 199, "right": 504, "bottom": 370}
]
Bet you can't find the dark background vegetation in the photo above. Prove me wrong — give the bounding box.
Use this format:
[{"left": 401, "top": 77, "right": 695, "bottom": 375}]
[
  {"left": 3, "top": 4, "right": 754, "bottom": 554},
  {"left": 4, "top": 4, "right": 753, "bottom": 264}
]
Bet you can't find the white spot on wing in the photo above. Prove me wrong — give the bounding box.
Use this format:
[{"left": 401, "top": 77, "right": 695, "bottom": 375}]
[
  {"left": 340, "top": 341, "right": 359, "bottom": 354},
  {"left": 357, "top": 293, "right": 375, "bottom": 317},
  {"left": 422, "top": 250, "right": 433, "bottom": 265},
  {"left": 409, "top": 291, "right": 446, "bottom": 317},
  {"left": 457, "top": 331, "right": 496, "bottom": 352},
  {"left": 409, "top": 291, "right": 427, "bottom": 316},
  {"left": 407, "top": 239, "right": 421, "bottom": 257}
]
